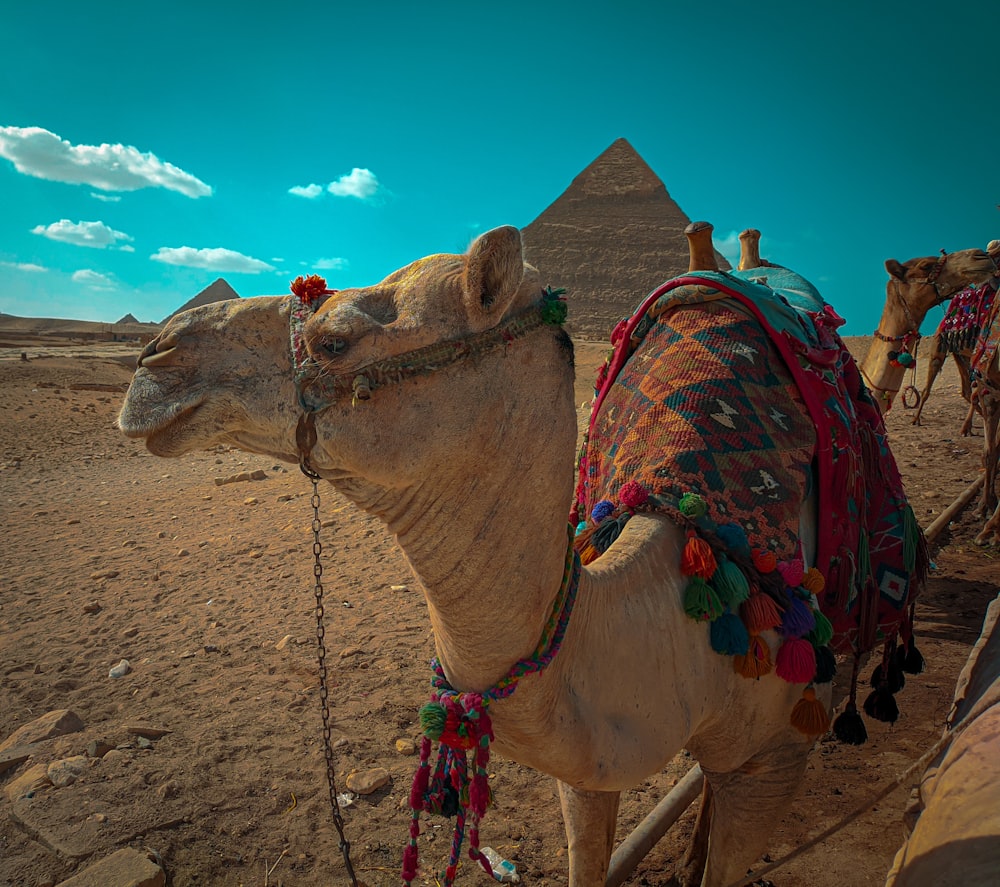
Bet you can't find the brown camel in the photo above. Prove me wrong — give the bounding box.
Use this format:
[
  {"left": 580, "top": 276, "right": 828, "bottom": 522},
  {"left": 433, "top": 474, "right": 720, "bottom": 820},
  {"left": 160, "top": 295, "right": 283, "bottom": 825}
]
[{"left": 121, "top": 225, "right": 915, "bottom": 886}]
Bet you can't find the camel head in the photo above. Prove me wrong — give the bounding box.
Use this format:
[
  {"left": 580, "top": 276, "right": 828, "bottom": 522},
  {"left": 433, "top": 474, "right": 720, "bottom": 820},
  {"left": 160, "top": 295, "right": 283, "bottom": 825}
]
[
  {"left": 120, "top": 226, "right": 576, "bottom": 522},
  {"left": 118, "top": 296, "right": 302, "bottom": 460},
  {"left": 860, "top": 246, "right": 996, "bottom": 412}
]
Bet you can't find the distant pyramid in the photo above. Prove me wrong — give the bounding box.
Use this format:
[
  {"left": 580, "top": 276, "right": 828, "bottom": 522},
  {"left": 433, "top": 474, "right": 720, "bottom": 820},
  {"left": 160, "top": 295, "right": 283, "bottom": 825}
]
[
  {"left": 116, "top": 312, "right": 139, "bottom": 324},
  {"left": 521, "top": 138, "right": 729, "bottom": 340},
  {"left": 162, "top": 278, "right": 240, "bottom": 323}
]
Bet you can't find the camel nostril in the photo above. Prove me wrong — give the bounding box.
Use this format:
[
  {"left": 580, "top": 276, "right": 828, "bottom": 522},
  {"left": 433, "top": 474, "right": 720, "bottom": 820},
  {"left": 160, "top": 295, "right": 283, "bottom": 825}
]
[{"left": 322, "top": 338, "right": 348, "bottom": 356}]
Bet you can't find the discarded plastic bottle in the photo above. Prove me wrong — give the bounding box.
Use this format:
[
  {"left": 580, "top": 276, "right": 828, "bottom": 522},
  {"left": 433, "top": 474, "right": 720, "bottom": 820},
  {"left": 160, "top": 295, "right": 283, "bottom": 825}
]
[{"left": 480, "top": 847, "right": 520, "bottom": 883}]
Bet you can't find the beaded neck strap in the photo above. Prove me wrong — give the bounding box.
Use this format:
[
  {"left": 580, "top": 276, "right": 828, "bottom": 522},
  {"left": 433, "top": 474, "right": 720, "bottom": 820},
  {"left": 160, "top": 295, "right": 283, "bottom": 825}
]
[{"left": 403, "top": 526, "right": 582, "bottom": 887}]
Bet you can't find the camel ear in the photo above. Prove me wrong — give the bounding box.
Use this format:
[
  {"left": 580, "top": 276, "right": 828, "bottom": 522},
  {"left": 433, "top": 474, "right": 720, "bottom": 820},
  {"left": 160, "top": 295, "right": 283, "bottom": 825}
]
[
  {"left": 463, "top": 226, "right": 524, "bottom": 320},
  {"left": 885, "top": 259, "right": 907, "bottom": 281}
]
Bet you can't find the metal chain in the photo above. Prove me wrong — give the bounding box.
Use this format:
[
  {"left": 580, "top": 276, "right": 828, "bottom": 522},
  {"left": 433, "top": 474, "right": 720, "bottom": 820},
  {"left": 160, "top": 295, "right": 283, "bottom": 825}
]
[{"left": 308, "top": 475, "right": 361, "bottom": 887}]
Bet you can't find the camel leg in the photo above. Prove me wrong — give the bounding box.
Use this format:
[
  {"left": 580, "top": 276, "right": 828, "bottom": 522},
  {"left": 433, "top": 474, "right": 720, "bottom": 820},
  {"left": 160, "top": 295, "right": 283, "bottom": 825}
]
[
  {"left": 698, "top": 738, "right": 814, "bottom": 887},
  {"left": 912, "top": 347, "right": 944, "bottom": 426},
  {"left": 975, "top": 392, "right": 999, "bottom": 543},
  {"left": 959, "top": 399, "right": 977, "bottom": 437},
  {"left": 668, "top": 782, "right": 713, "bottom": 887},
  {"left": 557, "top": 781, "right": 620, "bottom": 886}
]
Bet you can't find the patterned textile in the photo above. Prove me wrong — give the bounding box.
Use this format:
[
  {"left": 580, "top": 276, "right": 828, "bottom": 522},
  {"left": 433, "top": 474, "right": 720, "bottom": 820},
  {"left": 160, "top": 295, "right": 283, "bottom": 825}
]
[
  {"left": 572, "top": 272, "right": 927, "bottom": 661},
  {"left": 970, "top": 286, "right": 1000, "bottom": 381},
  {"left": 937, "top": 282, "right": 997, "bottom": 354}
]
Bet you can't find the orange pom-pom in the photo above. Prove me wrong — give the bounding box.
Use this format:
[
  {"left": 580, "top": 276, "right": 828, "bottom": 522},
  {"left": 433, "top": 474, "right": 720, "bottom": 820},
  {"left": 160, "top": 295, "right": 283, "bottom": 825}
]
[
  {"left": 741, "top": 592, "right": 782, "bottom": 633},
  {"left": 681, "top": 532, "right": 717, "bottom": 579},
  {"left": 790, "top": 686, "right": 830, "bottom": 737},
  {"left": 801, "top": 567, "right": 826, "bottom": 595},
  {"left": 290, "top": 274, "right": 331, "bottom": 305},
  {"left": 751, "top": 548, "right": 778, "bottom": 573},
  {"left": 579, "top": 543, "right": 600, "bottom": 565}
]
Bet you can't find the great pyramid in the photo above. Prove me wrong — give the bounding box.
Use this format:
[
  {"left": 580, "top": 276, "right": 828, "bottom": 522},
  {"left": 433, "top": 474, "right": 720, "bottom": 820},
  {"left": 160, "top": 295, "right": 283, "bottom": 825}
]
[
  {"left": 521, "top": 138, "right": 729, "bottom": 340},
  {"left": 162, "top": 279, "right": 240, "bottom": 324},
  {"left": 116, "top": 312, "right": 139, "bottom": 324}
]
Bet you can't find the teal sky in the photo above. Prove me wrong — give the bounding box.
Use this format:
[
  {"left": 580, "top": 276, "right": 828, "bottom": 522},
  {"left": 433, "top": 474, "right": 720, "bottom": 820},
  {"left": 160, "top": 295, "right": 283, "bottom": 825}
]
[{"left": 1, "top": 1, "right": 996, "bottom": 334}]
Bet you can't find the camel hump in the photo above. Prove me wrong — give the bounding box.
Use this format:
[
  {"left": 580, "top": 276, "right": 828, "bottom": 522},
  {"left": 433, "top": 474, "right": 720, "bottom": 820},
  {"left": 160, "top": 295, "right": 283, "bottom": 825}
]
[
  {"left": 684, "top": 221, "right": 719, "bottom": 272},
  {"left": 738, "top": 229, "right": 764, "bottom": 270}
]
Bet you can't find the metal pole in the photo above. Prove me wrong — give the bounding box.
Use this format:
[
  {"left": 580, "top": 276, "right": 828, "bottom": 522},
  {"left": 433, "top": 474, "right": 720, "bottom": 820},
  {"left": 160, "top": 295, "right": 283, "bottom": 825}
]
[{"left": 605, "top": 765, "right": 704, "bottom": 887}]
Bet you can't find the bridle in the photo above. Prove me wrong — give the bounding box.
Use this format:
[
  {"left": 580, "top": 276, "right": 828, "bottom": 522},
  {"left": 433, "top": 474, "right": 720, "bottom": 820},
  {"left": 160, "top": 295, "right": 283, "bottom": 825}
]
[{"left": 863, "top": 250, "right": 949, "bottom": 410}]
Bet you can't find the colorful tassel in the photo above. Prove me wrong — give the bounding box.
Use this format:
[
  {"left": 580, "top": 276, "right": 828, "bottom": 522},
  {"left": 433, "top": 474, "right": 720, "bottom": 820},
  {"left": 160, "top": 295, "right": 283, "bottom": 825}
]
[
  {"left": 896, "top": 640, "right": 925, "bottom": 675},
  {"left": 591, "top": 499, "right": 615, "bottom": 523},
  {"left": 833, "top": 702, "right": 868, "bottom": 745},
  {"left": 780, "top": 595, "right": 816, "bottom": 638},
  {"left": 741, "top": 592, "right": 782, "bottom": 633},
  {"left": 592, "top": 516, "right": 624, "bottom": 554},
  {"left": 863, "top": 686, "right": 899, "bottom": 724},
  {"left": 710, "top": 611, "right": 750, "bottom": 656},
  {"left": 902, "top": 504, "right": 919, "bottom": 572},
  {"left": 870, "top": 661, "right": 905, "bottom": 694},
  {"left": 681, "top": 532, "right": 717, "bottom": 579},
  {"left": 711, "top": 557, "right": 751, "bottom": 607},
  {"left": 777, "top": 558, "right": 804, "bottom": 587},
  {"left": 808, "top": 609, "right": 834, "bottom": 647},
  {"left": 683, "top": 578, "right": 723, "bottom": 621},
  {"left": 735, "top": 634, "right": 773, "bottom": 679},
  {"left": 790, "top": 687, "right": 830, "bottom": 737},
  {"left": 775, "top": 637, "right": 817, "bottom": 683}
]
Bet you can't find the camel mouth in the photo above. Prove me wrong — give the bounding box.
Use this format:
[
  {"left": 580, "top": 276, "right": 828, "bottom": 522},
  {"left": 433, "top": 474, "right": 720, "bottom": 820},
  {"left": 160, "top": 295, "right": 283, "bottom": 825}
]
[{"left": 118, "top": 388, "right": 204, "bottom": 455}]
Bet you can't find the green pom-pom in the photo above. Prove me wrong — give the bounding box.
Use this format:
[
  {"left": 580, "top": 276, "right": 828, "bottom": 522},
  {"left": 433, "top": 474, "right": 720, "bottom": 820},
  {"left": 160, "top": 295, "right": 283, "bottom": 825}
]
[
  {"left": 711, "top": 557, "right": 750, "bottom": 607},
  {"left": 540, "top": 287, "right": 568, "bottom": 325},
  {"left": 683, "top": 577, "right": 723, "bottom": 621},
  {"left": 419, "top": 702, "right": 447, "bottom": 740},
  {"left": 679, "top": 493, "right": 708, "bottom": 519}
]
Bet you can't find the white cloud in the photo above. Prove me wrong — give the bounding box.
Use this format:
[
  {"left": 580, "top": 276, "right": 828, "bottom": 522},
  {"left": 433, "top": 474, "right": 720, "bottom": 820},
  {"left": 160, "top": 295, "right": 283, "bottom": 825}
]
[
  {"left": 0, "top": 260, "right": 47, "bottom": 272},
  {"left": 715, "top": 230, "right": 741, "bottom": 267},
  {"left": 328, "top": 168, "right": 379, "bottom": 199},
  {"left": 150, "top": 246, "right": 275, "bottom": 274},
  {"left": 289, "top": 183, "right": 324, "bottom": 199},
  {"left": 31, "top": 218, "right": 134, "bottom": 250},
  {"left": 314, "top": 257, "right": 349, "bottom": 271},
  {"left": 91, "top": 192, "right": 122, "bottom": 202},
  {"left": 289, "top": 168, "right": 383, "bottom": 201},
  {"left": 72, "top": 269, "right": 115, "bottom": 289},
  {"left": 0, "top": 126, "right": 212, "bottom": 198}
]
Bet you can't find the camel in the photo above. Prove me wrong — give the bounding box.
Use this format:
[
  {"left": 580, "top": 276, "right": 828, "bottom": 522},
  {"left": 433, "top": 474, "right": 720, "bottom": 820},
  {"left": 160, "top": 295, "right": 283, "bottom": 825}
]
[
  {"left": 121, "top": 224, "right": 914, "bottom": 886},
  {"left": 885, "top": 593, "right": 1000, "bottom": 885}
]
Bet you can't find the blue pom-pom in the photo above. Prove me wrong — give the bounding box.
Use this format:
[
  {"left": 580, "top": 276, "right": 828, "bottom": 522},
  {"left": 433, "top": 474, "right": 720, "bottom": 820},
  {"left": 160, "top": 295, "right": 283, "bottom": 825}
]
[
  {"left": 710, "top": 611, "right": 750, "bottom": 656},
  {"left": 716, "top": 522, "right": 750, "bottom": 556},
  {"left": 591, "top": 500, "right": 615, "bottom": 523}
]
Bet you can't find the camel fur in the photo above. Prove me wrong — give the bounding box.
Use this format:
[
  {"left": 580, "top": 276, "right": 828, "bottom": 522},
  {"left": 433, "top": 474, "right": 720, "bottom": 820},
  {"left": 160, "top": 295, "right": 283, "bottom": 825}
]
[{"left": 122, "top": 225, "right": 915, "bottom": 886}]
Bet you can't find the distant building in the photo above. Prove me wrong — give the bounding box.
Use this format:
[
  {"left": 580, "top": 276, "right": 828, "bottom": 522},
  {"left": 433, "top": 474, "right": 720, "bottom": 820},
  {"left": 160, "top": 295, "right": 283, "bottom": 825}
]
[{"left": 161, "top": 279, "right": 240, "bottom": 324}]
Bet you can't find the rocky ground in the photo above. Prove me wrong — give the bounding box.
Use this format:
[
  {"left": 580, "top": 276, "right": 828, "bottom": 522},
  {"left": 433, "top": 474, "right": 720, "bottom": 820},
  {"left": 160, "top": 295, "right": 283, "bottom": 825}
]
[{"left": 0, "top": 338, "right": 997, "bottom": 887}]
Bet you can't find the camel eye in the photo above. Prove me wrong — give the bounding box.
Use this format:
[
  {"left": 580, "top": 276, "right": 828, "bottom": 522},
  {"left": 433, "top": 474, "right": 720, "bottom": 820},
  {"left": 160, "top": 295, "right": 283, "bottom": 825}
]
[{"left": 322, "top": 337, "right": 348, "bottom": 356}]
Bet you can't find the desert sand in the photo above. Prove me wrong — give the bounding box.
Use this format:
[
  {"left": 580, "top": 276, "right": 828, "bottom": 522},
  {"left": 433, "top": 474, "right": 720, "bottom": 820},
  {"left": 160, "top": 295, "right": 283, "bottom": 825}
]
[{"left": 1, "top": 331, "right": 998, "bottom": 887}]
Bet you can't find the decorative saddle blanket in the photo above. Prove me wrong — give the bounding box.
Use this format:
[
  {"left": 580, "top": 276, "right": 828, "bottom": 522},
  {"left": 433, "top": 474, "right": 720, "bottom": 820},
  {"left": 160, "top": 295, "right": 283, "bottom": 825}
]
[
  {"left": 572, "top": 269, "right": 927, "bottom": 738},
  {"left": 970, "top": 284, "right": 1000, "bottom": 383},
  {"left": 938, "top": 281, "right": 997, "bottom": 354}
]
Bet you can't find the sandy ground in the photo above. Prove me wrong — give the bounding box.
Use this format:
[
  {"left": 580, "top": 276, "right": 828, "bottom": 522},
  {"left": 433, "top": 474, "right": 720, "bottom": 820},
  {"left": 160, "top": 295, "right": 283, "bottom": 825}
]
[{"left": 1, "top": 335, "right": 998, "bottom": 887}]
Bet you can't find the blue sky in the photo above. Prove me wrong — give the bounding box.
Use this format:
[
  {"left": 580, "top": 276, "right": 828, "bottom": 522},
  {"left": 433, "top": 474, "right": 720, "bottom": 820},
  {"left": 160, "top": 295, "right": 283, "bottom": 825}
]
[{"left": 1, "top": 1, "right": 996, "bottom": 334}]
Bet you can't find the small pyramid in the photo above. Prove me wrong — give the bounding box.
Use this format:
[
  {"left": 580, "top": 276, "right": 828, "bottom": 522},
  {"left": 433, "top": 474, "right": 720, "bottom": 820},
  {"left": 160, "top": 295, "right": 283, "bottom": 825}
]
[
  {"left": 162, "top": 279, "right": 240, "bottom": 324},
  {"left": 116, "top": 312, "right": 139, "bottom": 324},
  {"left": 521, "top": 138, "right": 729, "bottom": 340}
]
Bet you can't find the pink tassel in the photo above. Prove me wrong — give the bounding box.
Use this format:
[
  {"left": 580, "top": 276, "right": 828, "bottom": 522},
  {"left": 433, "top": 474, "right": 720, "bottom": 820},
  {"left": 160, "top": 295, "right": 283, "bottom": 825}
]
[{"left": 775, "top": 636, "right": 817, "bottom": 683}]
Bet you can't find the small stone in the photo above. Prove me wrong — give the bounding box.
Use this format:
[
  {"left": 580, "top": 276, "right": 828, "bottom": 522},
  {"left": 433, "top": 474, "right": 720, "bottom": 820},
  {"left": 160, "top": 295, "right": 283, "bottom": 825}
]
[
  {"left": 0, "top": 710, "right": 85, "bottom": 753},
  {"left": 125, "top": 725, "right": 172, "bottom": 739},
  {"left": 204, "top": 644, "right": 219, "bottom": 653},
  {"left": 390, "top": 585, "right": 409, "bottom": 592},
  {"left": 89, "top": 569, "right": 119, "bottom": 580},
  {"left": 47, "top": 755, "right": 90, "bottom": 787},
  {"left": 87, "top": 812, "right": 108, "bottom": 823},
  {"left": 108, "top": 659, "right": 130, "bottom": 679},
  {"left": 6, "top": 763, "right": 51, "bottom": 801},
  {"left": 339, "top": 646, "right": 362, "bottom": 659},
  {"left": 275, "top": 635, "right": 295, "bottom": 651},
  {"left": 123, "top": 627, "right": 139, "bottom": 638},
  {"left": 249, "top": 551, "right": 263, "bottom": 559},
  {"left": 87, "top": 739, "right": 114, "bottom": 758},
  {"left": 177, "top": 548, "right": 190, "bottom": 557},
  {"left": 136, "top": 736, "right": 153, "bottom": 749},
  {"left": 250, "top": 469, "right": 267, "bottom": 480},
  {"left": 82, "top": 602, "right": 102, "bottom": 614},
  {"left": 244, "top": 497, "right": 258, "bottom": 505},
  {"left": 345, "top": 767, "right": 390, "bottom": 795},
  {"left": 395, "top": 738, "right": 416, "bottom": 755}
]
